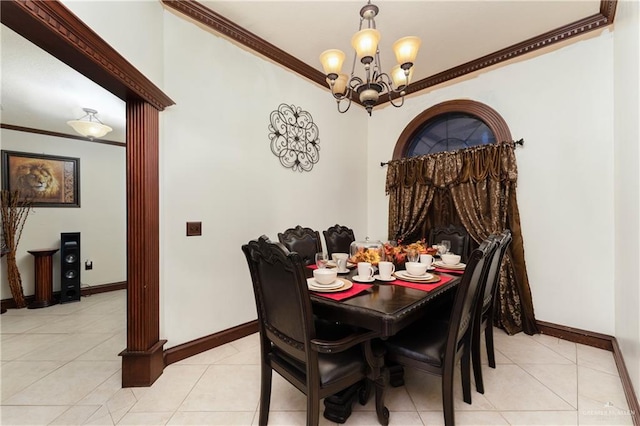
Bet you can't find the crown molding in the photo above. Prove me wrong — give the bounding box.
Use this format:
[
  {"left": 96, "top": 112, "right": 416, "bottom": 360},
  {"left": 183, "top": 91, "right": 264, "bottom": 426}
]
[
  {"left": 164, "top": 0, "right": 616, "bottom": 110},
  {"left": 383, "top": 4, "right": 617, "bottom": 103},
  {"left": 1, "top": 123, "right": 125, "bottom": 147}
]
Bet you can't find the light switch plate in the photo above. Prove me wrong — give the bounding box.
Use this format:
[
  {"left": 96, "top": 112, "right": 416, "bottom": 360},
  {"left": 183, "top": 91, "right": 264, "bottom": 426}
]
[{"left": 186, "top": 221, "right": 202, "bottom": 236}]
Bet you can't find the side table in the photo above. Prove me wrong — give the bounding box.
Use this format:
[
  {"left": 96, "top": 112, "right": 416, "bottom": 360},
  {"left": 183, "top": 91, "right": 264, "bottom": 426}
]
[{"left": 27, "top": 248, "right": 59, "bottom": 309}]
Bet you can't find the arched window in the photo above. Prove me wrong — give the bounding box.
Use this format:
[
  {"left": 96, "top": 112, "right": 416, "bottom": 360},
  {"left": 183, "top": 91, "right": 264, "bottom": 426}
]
[{"left": 392, "top": 100, "right": 512, "bottom": 160}]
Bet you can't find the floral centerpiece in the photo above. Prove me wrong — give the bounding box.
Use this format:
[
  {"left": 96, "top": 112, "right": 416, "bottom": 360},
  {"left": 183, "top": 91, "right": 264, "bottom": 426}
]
[{"left": 382, "top": 239, "right": 438, "bottom": 267}]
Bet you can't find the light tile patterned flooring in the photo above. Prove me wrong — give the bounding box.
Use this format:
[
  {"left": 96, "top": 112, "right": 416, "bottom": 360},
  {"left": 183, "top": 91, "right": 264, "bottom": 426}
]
[{"left": 0, "top": 290, "right": 633, "bottom": 425}]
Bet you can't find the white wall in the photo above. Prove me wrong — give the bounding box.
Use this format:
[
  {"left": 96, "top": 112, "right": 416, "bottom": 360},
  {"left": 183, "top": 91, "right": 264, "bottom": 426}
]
[
  {"left": 0, "top": 129, "right": 126, "bottom": 298},
  {"left": 60, "top": 0, "right": 165, "bottom": 90},
  {"left": 613, "top": 0, "right": 640, "bottom": 394},
  {"left": 367, "top": 31, "right": 616, "bottom": 335},
  {"left": 159, "top": 12, "right": 368, "bottom": 347}
]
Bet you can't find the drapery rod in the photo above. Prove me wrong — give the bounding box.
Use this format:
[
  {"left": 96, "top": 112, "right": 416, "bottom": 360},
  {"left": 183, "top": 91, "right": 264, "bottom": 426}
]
[{"left": 379, "top": 138, "right": 525, "bottom": 167}]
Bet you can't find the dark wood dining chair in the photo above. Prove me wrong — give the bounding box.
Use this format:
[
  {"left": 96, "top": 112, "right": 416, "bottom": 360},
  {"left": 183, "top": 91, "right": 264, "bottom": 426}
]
[
  {"left": 383, "top": 237, "right": 498, "bottom": 426},
  {"left": 323, "top": 224, "right": 356, "bottom": 257},
  {"left": 428, "top": 224, "right": 472, "bottom": 263},
  {"left": 472, "top": 230, "right": 512, "bottom": 394},
  {"left": 278, "top": 225, "right": 322, "bottom": 266},
  {"left": 242, "top": 236, "right": 380, "bottom": 426}
]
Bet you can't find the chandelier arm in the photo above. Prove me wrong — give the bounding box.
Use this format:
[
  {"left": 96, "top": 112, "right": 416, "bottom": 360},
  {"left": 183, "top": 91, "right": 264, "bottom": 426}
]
[
  {"left": 387, "top": 90, "right": 406, "bottom": 108},
  {"left": 337, "top": 97, "right": 352, "bottom": 114}
]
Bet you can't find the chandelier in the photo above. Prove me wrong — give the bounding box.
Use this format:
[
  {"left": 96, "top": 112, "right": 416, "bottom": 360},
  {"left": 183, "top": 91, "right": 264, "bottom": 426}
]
[
  {"left": 67, "top": 108, "right": 113, "bottom": 140},
  {"left": 319, "top": 1, "right": 421, "bottom": 116}
]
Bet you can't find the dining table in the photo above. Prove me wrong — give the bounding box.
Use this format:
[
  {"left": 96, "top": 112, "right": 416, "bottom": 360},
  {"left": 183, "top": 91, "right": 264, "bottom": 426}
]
[{"left": 305, "top": 264, "right": 462, "bottom": 425}]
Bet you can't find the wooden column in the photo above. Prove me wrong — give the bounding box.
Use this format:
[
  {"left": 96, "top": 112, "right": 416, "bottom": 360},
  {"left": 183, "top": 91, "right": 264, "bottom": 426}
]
[
  {"left": 27, "top": 248, "right": 59, "bottom": 309},
  {"left": 119, "top": 101, "right": 166, "bottom": 387}
]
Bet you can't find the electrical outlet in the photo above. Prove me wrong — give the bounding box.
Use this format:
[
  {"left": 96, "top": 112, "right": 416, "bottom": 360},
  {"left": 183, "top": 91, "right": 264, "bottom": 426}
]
[{"left": 85, "top": 260, "right": 93, "bottom": 270}]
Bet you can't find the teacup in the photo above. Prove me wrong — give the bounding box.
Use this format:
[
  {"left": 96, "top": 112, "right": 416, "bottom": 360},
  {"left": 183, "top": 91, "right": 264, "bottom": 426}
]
[
  {"left": 378, "top": 261, "right": 395, "bottom": 280},
  {"left": 420, "top": 254, "right": 434, "bottom": 268},
  {"left": 441, "top": 253, "right": 461, "bottom": 265},
  {"left": 405, "top": 262, "right": 428, "bottom": 276},
  {"left": 313, "top": 268, "right": 337, "bottom": 285},
  {"left": 332, "top": 253, "right": 349, "bottom": 272},
  {"left": 356, "top": 262, "right": 375, "bottom": 281},
  {"left": 331, "top": 252, "right": 349, "bottom": 262}
]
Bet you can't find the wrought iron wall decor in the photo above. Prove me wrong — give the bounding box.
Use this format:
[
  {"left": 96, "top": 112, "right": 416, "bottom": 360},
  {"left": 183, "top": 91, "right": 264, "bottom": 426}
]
[{"left": 268, "top": 104, "right": 320, "bottom": 172}]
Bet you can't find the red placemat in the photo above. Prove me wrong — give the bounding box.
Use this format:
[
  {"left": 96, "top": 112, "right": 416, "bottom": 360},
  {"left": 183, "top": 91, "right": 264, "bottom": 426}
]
[
  {"left": 311, "top": 283, "right": 372, "bottom": 301},
  {"left": 434, "top": 267, "right": 464, "bottom": 275},
  {"left": 390, "top": 274, "right": 454, "bottom": 292}
]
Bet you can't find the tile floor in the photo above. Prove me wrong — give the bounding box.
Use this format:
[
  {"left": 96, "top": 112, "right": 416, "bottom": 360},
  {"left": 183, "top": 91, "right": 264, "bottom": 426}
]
[{"left": 0, "top": 290, "right": 633, "bottom": 425}]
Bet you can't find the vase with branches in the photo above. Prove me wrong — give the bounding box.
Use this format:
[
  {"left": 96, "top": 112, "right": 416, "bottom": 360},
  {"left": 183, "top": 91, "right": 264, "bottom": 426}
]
[{"left": 1, "top": 190, "right": 33, "bottom": 308}]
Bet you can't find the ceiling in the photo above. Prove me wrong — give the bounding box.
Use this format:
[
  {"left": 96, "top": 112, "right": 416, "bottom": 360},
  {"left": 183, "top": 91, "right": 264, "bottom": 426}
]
[{"left": 1, "top": 0, "right": 604, "bottom": 143}]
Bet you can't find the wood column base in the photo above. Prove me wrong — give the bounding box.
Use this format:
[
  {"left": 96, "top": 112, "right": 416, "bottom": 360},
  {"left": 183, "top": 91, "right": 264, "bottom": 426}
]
[{"left": 119, "top": 339, "right": 167, "bottom": 387}]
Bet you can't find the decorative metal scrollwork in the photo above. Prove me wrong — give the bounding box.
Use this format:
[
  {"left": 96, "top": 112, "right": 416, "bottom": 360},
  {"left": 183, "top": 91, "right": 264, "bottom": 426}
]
[{"left": 268, "top": 104, "right": 320, "bottom": 172}]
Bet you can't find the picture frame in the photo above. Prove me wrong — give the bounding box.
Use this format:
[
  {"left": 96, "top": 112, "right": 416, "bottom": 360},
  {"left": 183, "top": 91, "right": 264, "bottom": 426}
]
[{"left": 1, "top": 150, "right": 80, "bottom": 207}]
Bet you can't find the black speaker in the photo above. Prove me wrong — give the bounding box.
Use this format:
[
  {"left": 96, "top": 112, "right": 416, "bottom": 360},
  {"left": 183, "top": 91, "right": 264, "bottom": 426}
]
[{"left": 60, "top": 232, "right": 81, "bottom": 303}]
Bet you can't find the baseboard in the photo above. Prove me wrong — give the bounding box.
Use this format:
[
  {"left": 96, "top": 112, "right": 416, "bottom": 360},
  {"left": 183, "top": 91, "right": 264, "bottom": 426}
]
[
  {"left": 81, "top": 281, "right": 127, "bottom": 297},
  {"left": 537, "top": 320, "right": 639, "bottom": 425},
  {"left": 1, "top": 281, "right": 127, "bottom": 310},
  {"left": 163, "top": 320, "right": 259, "bottom": 366}
]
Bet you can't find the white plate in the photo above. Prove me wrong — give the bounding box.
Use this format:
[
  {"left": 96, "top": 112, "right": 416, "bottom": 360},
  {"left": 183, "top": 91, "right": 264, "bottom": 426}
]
[
  {"left": 336, "top": 269, "right": 350, "bottom": 274},
  {"left": 394, "top": 271, "right": 434, "bottom": 281},
  {"left": 352, "top": 275, "right": 375, "bottom": 283},
  {"left": 373, "top": 274, "right": 396, "bottom": 282},
  {"left": 433, "top": 261, "right": 466, "bottom": 270},
  {"left": 404, "top": 271, "right": 434, "bottom": 279},
  {"left": 306, "top": 278, "right": 344, "bottom": 290},
  {"left": 307, "top": 279, "right": 353, "bottom": 293}
]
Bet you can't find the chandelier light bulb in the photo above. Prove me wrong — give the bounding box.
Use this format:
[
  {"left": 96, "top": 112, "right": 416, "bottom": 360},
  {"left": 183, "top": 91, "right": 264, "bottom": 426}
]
[
  {"left": 351, "top": 28, "right": 380, "bottom": 63},
  {"left": 393, "top": 36, "right": 421, "bottom": 67},
  {"left": 319, "top": 49, "right": 345, "bottom": 78}
]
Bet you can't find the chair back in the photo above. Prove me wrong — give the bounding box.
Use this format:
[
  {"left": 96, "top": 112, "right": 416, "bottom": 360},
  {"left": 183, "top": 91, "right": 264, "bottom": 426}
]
[
  {"left": 479, "top": 230, "right": 513, "bottom": 317},
  {"left": 428, "top": 224, "right": 471, "bottom": 262},
  {"left": 242, "top": 236, "right": 316, "bottom": 363},
  {"left": 277, "top": 226, "right": 322, "bottom": 266},
  {"left": 446, "top": 238, "right": 498, "bottom": 357},
  {"left": 323, "top": 224, "right": 355, "bottom": 257}
]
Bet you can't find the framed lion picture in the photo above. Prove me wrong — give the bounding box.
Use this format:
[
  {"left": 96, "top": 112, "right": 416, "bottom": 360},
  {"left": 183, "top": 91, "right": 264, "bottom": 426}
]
[{"left": 1, "top": 150, "right": 80, "bottom": 207}]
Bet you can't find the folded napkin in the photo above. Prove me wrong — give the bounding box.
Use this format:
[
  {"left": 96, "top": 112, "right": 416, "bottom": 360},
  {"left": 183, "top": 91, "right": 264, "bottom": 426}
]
[
  {"left": 390, "top": 274, "right": 454, "bottom": 292},
  {"left": 310, "top": 283, "right": 372, "bottom": 301},
  {"left": 434, "top": 267, "right": 464, "bottom": 275}
]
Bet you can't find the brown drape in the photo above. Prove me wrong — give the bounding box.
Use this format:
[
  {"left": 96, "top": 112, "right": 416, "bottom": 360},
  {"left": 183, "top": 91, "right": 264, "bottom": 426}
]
[{"left": 386, "top": 142, "right": 538, "bottom": 335}]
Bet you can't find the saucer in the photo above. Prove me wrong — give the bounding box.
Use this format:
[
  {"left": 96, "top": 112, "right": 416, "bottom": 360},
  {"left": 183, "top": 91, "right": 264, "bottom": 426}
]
[
  {"left": 374, "top": 274, "right": 396, "bottom": 282},
  {"left": 434, "top": 261, "right": 466, "bottom": 270},
  {"left": 405, "top": 271, "right": 433, "bottom": 278},
  {"left": 306, "top": 278, "right": 343, "bottom": 290},
  {"left": 352, "top": 275, "right": 375, "bottom": 283},
  {"left": 394, "top": 271, "right": 434, "bottom": 281},
  {"left": 336, "top": 269, "right": 350, "bottom": 274},
  {"left": 307, "top": 279, "right": 353, "bottom": 293}
]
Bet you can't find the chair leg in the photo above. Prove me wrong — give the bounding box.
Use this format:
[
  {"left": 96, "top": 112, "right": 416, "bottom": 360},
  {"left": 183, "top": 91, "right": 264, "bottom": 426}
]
[
  {"left": 258, "top": 364, "right": 272, "bottom": 426},
  {"left": 486, "top": 322, "right": 496, "bottom": 368},
  {"left": 442, "top": 368, "right": 455, "bottom": 426},
  {"left": 472, "top": 323, "right": 485, "bottom": 394},
  {"left": 461, "top": 346, "right": 472, "bottom": 404},
  {"left": 307, "top": 389, "right": 320, "bottom": 426}
]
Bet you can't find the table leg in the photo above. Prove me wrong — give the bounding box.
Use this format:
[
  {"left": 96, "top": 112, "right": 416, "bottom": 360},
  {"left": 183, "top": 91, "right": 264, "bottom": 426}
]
[{"left": 364, "top": 339, "right": 389, "bottom": 426}]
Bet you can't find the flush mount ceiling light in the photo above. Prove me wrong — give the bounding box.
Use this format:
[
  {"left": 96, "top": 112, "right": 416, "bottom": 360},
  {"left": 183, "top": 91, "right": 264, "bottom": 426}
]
[
  {"left": 319, "top": 1, "right": 421, "bottom": 116},
  {"left": 67, "top": 108, "right": 113, "bottom": 140}
]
